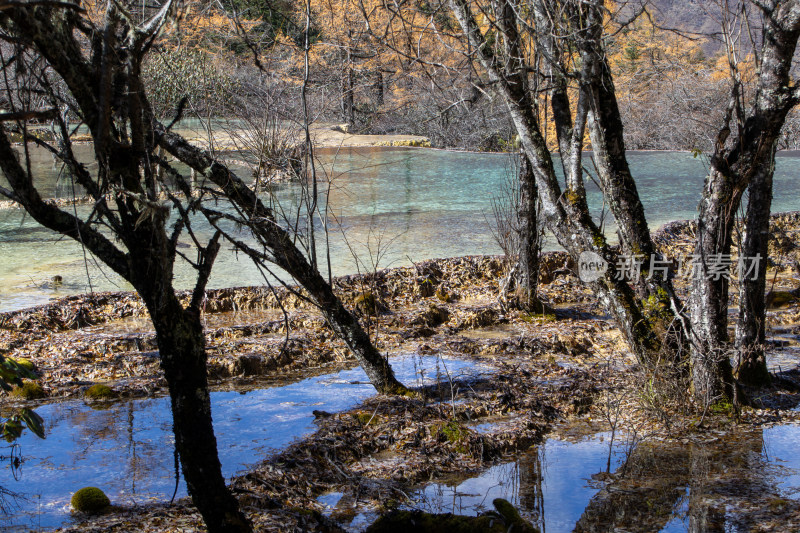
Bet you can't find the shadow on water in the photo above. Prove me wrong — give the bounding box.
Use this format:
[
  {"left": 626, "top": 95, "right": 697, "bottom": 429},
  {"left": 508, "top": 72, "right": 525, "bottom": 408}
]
[
  {"left": 0, "top": 355, "right": 485, "bottom": 530},
  {"left": 368, "top": 426, "right": 800, "bottom": 533}
]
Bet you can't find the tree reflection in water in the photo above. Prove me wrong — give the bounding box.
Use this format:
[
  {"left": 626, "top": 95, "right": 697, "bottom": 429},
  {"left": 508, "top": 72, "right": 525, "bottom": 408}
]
[
  {"left": 0, "top": 444, "right": 32, "bottom": 521},
  {"left": 412, "top": 428, "right": 800, "bottom": 532},
  {"left": 573, "top": 433, "right": 767, "bottom": 532}
]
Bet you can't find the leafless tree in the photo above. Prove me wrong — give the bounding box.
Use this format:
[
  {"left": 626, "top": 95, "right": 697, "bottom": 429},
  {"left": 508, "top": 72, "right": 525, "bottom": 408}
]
[
  {"left": 440, "top": 0, "right": 686, "bottom": 363},
  {"left": 0, "top": 1, "right": 407, "bottom": 530},
  {"left": 690, "top": 0, "right": 800, "bottom": 402},
  {"left": 377, "top": 0, "right": 800, "bottom": 407}
]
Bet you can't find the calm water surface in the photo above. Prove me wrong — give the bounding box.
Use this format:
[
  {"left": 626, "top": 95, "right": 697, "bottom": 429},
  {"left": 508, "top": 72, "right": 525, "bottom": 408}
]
[
  {"left": 374, "top": 426, "right": 800, "bottom": 533},
  {"left": 0, "top": 354, "right": 483, "bottom": 530},
  {"left": 3, "top": 145, "right": 800, "bottom": 532},
  {"left": 1, "top": 148, "right": 800, "bottom": 312}
]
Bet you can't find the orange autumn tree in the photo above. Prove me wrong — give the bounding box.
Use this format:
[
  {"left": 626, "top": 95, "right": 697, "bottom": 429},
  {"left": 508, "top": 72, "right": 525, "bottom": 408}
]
[
  {"left": 294, "top": 0, "right": 467, "bottom": 129},
  {"left": 604, "top": 4, "right": 733, "bottom": 150}
]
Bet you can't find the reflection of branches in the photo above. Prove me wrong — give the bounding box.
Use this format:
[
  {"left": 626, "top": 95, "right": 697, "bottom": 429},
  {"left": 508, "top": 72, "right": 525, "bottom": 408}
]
[
  {"left": 0, "top": 485, "right": 25, "bottom": 517},
  {"left": 0, "top": 444, "right": 26, "bottom": 516},
  {"left": 0, "top": 444, "right": 23, "bottom": 482},
  {"left": 575, "top": 431, "right": 767, "bottom": 533}
]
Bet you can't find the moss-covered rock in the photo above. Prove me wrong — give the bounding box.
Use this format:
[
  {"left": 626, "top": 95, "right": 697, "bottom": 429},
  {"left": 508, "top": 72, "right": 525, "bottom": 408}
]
[
  {"left": 11, "top": 380, "right": 45, "bottom": 400},
  {"left": 85, "top": 384, "right": 116, "bottom": 400},
  {"left": 437, "top": 420, "right": 468, "bottom": 443},
  {"left": 70, "top": 487, "right": 110, "bottom": 514}
]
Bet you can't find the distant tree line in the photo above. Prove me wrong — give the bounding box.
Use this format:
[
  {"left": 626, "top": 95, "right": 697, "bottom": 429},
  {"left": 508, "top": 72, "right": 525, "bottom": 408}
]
[{"left": 136, "top": 0, "right": 800, "bottom": 152}]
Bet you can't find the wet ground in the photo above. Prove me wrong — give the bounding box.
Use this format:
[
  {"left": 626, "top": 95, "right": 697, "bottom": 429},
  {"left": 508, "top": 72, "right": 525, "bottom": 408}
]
[{"left": 0, "top": 251, "right": 798, "bottom": 531}]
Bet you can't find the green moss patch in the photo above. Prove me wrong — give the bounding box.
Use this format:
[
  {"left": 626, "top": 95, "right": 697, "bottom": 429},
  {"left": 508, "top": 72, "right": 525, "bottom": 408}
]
[
  {"left": 71, "top": 487, "right": 110, "bottom": 514},
  {"left": 10, "top": 358, "right": 36, "bottom": 374},
  {"left": 433, "top": 420, "right": 472, "bottom": 453},
  {"left": 352, "top": 411, "right": 384, "bottom": 426},
  {"left": 11, "top": 380, "right": 45, "bottom": 400},
  {"left": 85, "top": 384, "right": 116, "bottom": 400}
]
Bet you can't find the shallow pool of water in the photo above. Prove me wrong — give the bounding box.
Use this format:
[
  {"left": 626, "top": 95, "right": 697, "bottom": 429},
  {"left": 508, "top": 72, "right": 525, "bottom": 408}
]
[
  {"left": 0, "top": 354, "right": 484, "bottom": 530},
  {"left": 394, "top": 426, "right": 800, "bottom": 533}
]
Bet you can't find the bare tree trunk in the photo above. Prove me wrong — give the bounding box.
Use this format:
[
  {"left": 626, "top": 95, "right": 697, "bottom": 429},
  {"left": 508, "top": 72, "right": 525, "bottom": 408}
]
[
  {"left": 587, "top": 58, "right": 682, "bottom": 313},
  {"left": 342, "top": 37, "right": 355, "bottom": 125},
  {"left": 513, "top": 152, "right": 541, "bottom": 311},
  {"left": 145, "top": 293, "right": 251, "bottom": 532},
  {"left": 735, "top": 153, "right": 775, "bottom": 386},
  {"left": 449, "top": 0, "right": 661, "bottom": 361},
  {"left": 0, "top": 130, "right": 252, "bottom": 532},
  {"left": 689, "top": 173, "right": 739, "bottom": 404},
  {"left": 0, "top": 6, "right": 403, "bottom": 533},
  {"left": 374, "top": 70, "right": 385, "bottom": 107},
  {"left": 689, "top": 0, "right": 800, "bottom": 403}
]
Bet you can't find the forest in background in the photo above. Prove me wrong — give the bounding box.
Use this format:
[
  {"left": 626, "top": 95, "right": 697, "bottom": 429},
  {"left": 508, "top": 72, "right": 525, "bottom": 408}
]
[{"left": 132, "top": 0, "right": 800, "bottom": 151}]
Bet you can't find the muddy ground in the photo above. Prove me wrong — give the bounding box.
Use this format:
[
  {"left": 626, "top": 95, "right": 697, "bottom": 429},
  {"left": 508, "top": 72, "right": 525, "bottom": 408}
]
[{"left": 1, "top": 214, "right": 800, "bottom": 531}]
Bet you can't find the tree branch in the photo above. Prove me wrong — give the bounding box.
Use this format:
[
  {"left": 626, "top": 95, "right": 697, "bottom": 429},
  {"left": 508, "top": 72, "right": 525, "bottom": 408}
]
[
  {"left": 0, "top": 108, "right": 57, "bottom": 121},
  {"left": 0, "top": 128, "right": 130, "bottom": 278},
  {"left": 0, "top": 0, "right": 84, "bottom": 12}
]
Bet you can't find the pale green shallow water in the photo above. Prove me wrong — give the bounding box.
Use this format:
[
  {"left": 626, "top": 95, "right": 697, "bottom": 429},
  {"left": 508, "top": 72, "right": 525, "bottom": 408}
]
[
  {"left": 2, "top": 145, "right": 800, "bottom": 532},
  {"left": 1, "top": 147, "right": 799, "bottom": 312}
]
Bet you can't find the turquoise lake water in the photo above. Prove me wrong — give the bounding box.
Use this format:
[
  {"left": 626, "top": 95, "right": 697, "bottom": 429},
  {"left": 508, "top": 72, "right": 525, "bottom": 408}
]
[{"left": 1, "top": 148, "right": 799, "bottom": 311}]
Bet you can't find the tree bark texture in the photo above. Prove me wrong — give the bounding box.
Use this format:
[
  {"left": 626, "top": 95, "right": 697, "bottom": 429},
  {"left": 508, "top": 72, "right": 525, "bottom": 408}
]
[
  {"left": 342, "top": 39, "right": 355, "bottom": 124},
  {"left": 143, "top": 290, "right": 251, "bottom": 532},
  {"left": 514, "top": 153, "right": 541, "bottom": 310},
  {"left": 0, "top": 2, "right": 402, "bottom": 530},
  {"left": 690, "top": 0, "right": 800, "bottom": 403},
  {"left": 735, "top": 157, "right": 774, "bottom": 386}
]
